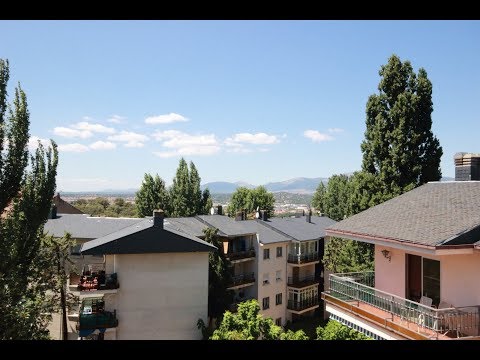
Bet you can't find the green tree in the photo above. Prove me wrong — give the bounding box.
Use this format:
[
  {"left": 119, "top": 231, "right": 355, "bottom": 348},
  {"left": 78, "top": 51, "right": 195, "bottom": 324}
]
[
  {"left": 169, "top": 158, "right": 191, "bottom": 217},
  {"left": 323, "top": 237, "right": 374, "bottom": 273},
  {"left": 361, "top": 54, "right": 443, "bottom": 196},
  {"left": 0, "top": 58, "right": 60, "bottom": 339},
  {"left": 203, "top": 227, "right": 233, "bottom": 324},
  {"left": 201, "top": 188, "right": 213, "bottom": 215},
  {"left": 322, "top": 174, "right": 351, "bottom": 221},
  {"left": 209, "top": 299, "right": 309, "bottom": 340},
  {"left": 316, "top": 320, "right": 371, "bottom": 340},
  {"left": 227, "top": 186, "right": 275, "bottom": 218},
  {"left": 189, "top": 161, "right": 203, "bottom": 215},
  {"left": 311, "top": 181, "right": 326, "bottom": 214},
  {"left": 135, "top": 173, "right": 170, "bottom": 217}
]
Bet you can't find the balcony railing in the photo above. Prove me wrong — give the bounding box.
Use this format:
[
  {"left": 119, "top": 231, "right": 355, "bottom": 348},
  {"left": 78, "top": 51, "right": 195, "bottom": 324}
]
[
  {"left": 228, "top": 272, "right": 255, "bottom": 288},
  {"left": 287, "top": 297, "right": 320, "bottom": 312},
  {"left": 75, "top": 272, "right": 119, "bottom": 291},
  {"left": 326, "top": 272, "right": 480, "bottom": 339},
  {"left": 287, "top": 274, "right": 320, "bottom": 288},
  {"left": 78, "top": 310, "right": 118, "bottom": 330},
  {"left": 227, "top": 249, "right": 256, "bottom": 262},
  {"left": 287, "top": 252, "right": 319, "bottom": 265}
]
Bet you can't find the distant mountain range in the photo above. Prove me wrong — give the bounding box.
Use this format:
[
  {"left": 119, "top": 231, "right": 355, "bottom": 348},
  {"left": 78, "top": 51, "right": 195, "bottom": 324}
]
[{"left": 201, "top": 177, "right": 328, "bottom": 194}]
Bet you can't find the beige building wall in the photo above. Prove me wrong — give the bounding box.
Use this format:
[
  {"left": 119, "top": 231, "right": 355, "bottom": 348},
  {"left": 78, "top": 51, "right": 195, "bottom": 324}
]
[
  {"left": 257, "top": 242, "right": 288, "bottom": 326},
  {"left": 113, "top": 252, "right": 209, "bottom": 340}
]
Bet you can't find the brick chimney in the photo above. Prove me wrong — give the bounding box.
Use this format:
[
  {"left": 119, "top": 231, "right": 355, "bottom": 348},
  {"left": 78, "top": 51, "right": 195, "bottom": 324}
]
[
  {"left": 153, "top": 210, "right": 164, "bottom": 228},
  {"left": 454, "top": 153, "right": 480, "bottom": 181}
]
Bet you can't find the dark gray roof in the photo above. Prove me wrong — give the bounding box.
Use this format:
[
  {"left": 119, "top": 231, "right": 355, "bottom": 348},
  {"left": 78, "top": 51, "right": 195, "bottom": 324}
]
[
  {"left": 242, "top": 220, "right": 292, "bottom": 244},
  {"left": 44, "top": 214, "right": 144, "bottom": 239},
  {"left": 164, "top": 217, "right": 208, "bottom": 238},
  {"left": 258, "top": 215, "right": 336, "bottom": 241},
  {"left": 327, "top": 182, "right": 480, "bottom": 247},
  {"left": 81, "top": 219, "right": 216, "bottom": 255},
  {"left": 196, "top": 215, "right": 257, "bottom": 237}
]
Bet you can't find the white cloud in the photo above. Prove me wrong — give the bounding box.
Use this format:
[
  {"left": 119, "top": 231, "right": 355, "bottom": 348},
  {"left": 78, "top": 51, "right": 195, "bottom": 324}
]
[
  {"left": 328, "top": 128, "right": 344, "bottom": 133},
  {"left": 303, "top": 130, "right": 334, "bottom": 143},
  {"left": 58, "top": 143, "right": 90, "bottom": 152},
  {"left": 225, "top": 132, "right": 280, "bottom": 145},
  {"left": 107, "top": 115, "right": 126, "bottom": 124},
  {"left": 82, "top": 116, "right": 93, "bottom": 121},
  {"left": 72, "top": 121, "right": 116, "bottom": 134},
  {"left": 28, "top": 136, "right": 51, "bottom": 150},
  {"left": 89, "top": 141, "right": 116, "bottom": 150},
  {"left": 107, "top": 131, "right": 149, "bottom": 148},
  {"left": 226, "top": 147, "right": 254, "bottom": 154},
  {"left": 145, "top": 112, "right": 189, "bottom": 125},
  {"left": 152, "top": 130, "right": 220, "bottom": 157},
  {"left": 53, "top": 127, "right": 93, "bottom": 139}
]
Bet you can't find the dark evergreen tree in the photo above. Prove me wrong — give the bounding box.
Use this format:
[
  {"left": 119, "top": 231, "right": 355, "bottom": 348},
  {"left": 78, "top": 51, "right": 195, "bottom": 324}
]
[{"left": 135, "top": 173, "right": 170, "bottom": 217}]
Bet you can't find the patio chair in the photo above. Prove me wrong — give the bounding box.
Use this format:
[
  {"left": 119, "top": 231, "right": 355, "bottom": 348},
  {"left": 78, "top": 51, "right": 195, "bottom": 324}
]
[{"left": 419, "top": 296, "right": 433, "bottom": 307}]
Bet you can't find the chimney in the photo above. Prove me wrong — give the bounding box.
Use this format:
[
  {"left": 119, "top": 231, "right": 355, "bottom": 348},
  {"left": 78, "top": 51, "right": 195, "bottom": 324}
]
[
  {"left": 306, "top": 209, "right": 312, "bottom": 223},
  {"left": 260, "top": 210, "right": 268, "bottom": 221},
  {"left": 243, "top": 208, "right": 247, "bottom": 220},
  {"left": 455, "top": 153, "right": 480, "bottom": 181},
  {"left": 49, "top": 204, "right": 57, "bottom": 219},
  {"left": 235, "top": 211, "right": 243, "bottom": 221},
  {"left": 153, "top": 209, "right": 164, "bottom": 228},
  {"left": 217, "top": 205, "right": 223, "bottom": 216}
]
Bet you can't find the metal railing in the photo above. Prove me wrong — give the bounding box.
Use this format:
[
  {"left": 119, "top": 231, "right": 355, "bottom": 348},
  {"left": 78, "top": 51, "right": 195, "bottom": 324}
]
[
  {"left": 228, "top": 272, "right": 255, "bottom": 287},
  {"left": 287, "top": 297, "right": 320, "bottom": 311},
  {"left": 287, "top": 252, "right": 319, "bottom": 264},
  {"left": 227, "top": 249, "right": 256, "bottom": 261},
  {"left": 328, "top": 272, "right": 480, "bottom": 338},
  {"left": 287, "top": 274, "right": 320, "bottom": 288},
  {"left": 78, "top": 310, "right": 118, "bottom": 330}
]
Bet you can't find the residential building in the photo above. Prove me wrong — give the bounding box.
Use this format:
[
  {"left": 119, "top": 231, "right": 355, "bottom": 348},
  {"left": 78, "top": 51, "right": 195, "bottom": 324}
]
[
  {"left": 53, "top": 193, "right": 84, "bottom": 214},
  {"left": 45, "top": 210, "right": 215, "bottom": 340},
  {"left": 322, "top": 153, "right": 480, "bottom": 340}
]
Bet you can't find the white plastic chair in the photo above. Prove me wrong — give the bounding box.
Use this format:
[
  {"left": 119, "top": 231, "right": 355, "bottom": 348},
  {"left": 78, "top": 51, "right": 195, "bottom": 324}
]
[{"left": 419, "top": 296, "right": 433, "bottom": 307}]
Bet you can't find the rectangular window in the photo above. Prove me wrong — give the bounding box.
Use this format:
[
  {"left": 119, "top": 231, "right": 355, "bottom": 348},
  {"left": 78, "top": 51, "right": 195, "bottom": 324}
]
[
  {"left": 262, "top": 297, "right": 270, "bottom": 310},
  {"left": 276, "top": 246, "right": 282, "bottom": 257},
  {"left": 263, "top": 248, "right": 270, "bottom": 260},
  {"left": 263, "top": 273, "right": 270, "bottom": 285},
  {"left": 275, "top": 318, "right": 282, "bottom": 326},
  {"left": 276, "top": 270, "right": 282, "bottom": 281},
  {"left": 423, "top": 258, "right": 440, "bottom": 306},
  {"left": 276, "top": 293, "right": 282, "bottom": 305}
]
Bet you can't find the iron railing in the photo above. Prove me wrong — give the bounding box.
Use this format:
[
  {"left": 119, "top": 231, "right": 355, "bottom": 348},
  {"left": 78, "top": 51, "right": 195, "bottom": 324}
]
[
  {"left": 287, "top": 252, "right": 319, "bottom": 264},
  {"left": 287, "top": 297, "right": 320, "bottom": 311},
  {"left": 78, "top": 310, "right": 118, "bottom": 330},
  {"left": 287, "top": 274, "right": 320, "bottom": 288},
  {"left": 227, "top": 249, "right": 256, "bottom": 261},
  {"left": 228, "top": 272, "right": 255, "bottom": 288},
  {"left": 328, "top": 272, "right": 480, "bottom": 338}
]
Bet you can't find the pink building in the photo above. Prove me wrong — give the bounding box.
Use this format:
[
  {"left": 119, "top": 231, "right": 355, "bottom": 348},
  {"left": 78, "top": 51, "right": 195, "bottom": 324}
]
[{"left": 322, "top": 153, "right": 480, "bottom": 340}]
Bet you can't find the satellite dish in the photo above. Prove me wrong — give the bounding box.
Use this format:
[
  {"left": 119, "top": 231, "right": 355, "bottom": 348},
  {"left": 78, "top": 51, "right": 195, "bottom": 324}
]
[
  {"left": 256, "top": 206, "right": 259, "bottom": 211},
  {"left": 210, "top": 207, "right": 215, "bottom": 215},
  {"left": 255, "top": 211, "right": 260, "bottom": 219}
]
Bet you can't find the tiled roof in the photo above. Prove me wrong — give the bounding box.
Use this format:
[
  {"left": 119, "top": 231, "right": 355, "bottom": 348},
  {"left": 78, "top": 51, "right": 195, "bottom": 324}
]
[
  {"left": 327, "top": 181, "right": 480, "bottom": 247},
  {"left": 259, "top": 215, "right": 337, "bottom": 241}
]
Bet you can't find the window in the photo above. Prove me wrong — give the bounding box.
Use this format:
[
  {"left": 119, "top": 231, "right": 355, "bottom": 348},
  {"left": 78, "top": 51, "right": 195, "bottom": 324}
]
[
  {"left": 276, "top": 270, "right": 282, "bottom": 282},
  {"left": 263, "top": 248, "right": 270, "bottom": 260},
  {"left": 262, "top": 297, "right": 270, "bottom": 310},
  {"left": 276, "top": 293, "right": 282, "bottom": 305},
  {"left": 276, "top": 246, "right": 282, "bottom": 257},
  {"left": 263, "top": 273, "right": 270, "bottom": 285},
  {"left": 423, "top": 258, "right": 440, "bottom": 306},
  {"left": 275, "top": 318, "right": 282, "bottom": 326}
]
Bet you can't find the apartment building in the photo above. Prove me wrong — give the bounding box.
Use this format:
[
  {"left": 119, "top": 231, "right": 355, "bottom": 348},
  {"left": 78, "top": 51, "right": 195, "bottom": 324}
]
[
  {"left": 45, "top": 210, "right": 215, "bottom": 340},
  {"left": 322, "top": 153, "right": 480, "bottom": 340}
]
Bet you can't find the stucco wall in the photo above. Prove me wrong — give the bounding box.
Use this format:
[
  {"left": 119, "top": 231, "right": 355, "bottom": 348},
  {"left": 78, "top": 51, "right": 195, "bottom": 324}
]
[
  {"left": 257, "top": 242, "right": 288, "bottom": 325},
  {"left": 114, "top": 252, "right": 209, "bottom": 340},
  {"left": 374, "top": 245, "right": 406, "bottom": 297}
]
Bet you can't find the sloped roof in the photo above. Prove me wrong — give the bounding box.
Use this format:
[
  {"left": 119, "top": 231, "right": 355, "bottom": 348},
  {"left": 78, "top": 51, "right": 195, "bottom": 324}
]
[
  {"left": 44, "top": 214, "right": 144, "bottom": 239},
  {"left": 53, "top": 194, "right": 84, "bottom": 214},
  {"left": 258, "top": 215, "right": 337, "bottom": 241},
  {"left": 164, "top": 217, "right": 208, "bottom": 238},
  {"left": 327, "top": 181, "right": 480, "bottom": 247},
  {"left": 196, "top": 215, "right": 257, "bottom": 237},
  {"left": 81, "top": 219, "right": 216, "bottom": 255}
]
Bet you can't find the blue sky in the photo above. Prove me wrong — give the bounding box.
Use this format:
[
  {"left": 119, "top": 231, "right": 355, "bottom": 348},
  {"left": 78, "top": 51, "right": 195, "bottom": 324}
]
[{"left": 1, "top": 20, "right": 479, "bottom": 191}]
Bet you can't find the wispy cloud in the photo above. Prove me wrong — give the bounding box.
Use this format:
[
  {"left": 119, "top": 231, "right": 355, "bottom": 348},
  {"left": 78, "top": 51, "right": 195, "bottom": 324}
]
[
  {"left": 225, "top": 132, "right": 280, "bottom": 145},
  {"left": 303, "top": 130, "right": 334, "bottom": 143},
  {"left": 145, "top": 112, "right": 189, "bottom": 125},
  {"left": 107, "top": 131, "right": 149, "bottom": 148},
  {"left": 327, "top": 128, "right": 344, "bottom": 133},
  {"left": 58, "top": 143, "right": 90, "bottom": 152},
  {"left": 108, "top": 115, "right": 126, "bottom": 124},
  {"left": 72, "top": 121, "right": 115, "bottom": 134},
  {"left": 89, "top": 141, "right": 117, "bottom": 150},
  {"left": 152, "top": 130, "right": 220, "bottom": 158},
  {"left": 28, "top": 136, "right": 51, "bottom": 150},
  {"left": 53, "top": 121, "right": 116, "bottom": 139},
  {"left": 53, "top": 127, "right": 92, "bottom": 139}
]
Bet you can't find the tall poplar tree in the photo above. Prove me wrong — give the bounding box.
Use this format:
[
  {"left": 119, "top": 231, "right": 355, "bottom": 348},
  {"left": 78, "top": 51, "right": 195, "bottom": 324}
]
[
  {"left": 135, "top": 173, "right": 170, "bottom": 217},
  {"left": 169, "top": 158, "right": 190, "bottom": 217},
  {"left": 189, "top": 161, "right": 203, "bottom": 215}
]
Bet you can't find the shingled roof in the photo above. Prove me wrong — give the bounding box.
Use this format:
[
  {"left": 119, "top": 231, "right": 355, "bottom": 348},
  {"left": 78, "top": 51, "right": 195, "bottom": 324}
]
[{"left": 327, "top": 181, "right": 480, "bottom": 247}]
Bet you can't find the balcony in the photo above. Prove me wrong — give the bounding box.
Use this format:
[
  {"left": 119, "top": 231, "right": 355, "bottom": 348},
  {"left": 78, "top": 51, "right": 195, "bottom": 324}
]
[
  {"left": 228, "top": 297, "right": 255, "bottom": 313},
  {"left": 323, "top": 272, "right": 480, "bottom": 340},
  {"left": 287, "top": 297, "right": 320, "bottom": 313},
  {"left": 287, "top": 274, "right": 320, "bottom": 288},
  {"left": 227, "top": 272, "right": 255, "bottom": 290},
  {"left": 226, "top": 249, "right": 256, "bottom": 263},
  {"left": 70, "top": 270, "right": 119, "bottom": 294},
  {"left": 287, "top": 252, "right": 319, "bottom": 265},
  {"left": 78, "top": 311, "right": 118, "bottom": 331}
]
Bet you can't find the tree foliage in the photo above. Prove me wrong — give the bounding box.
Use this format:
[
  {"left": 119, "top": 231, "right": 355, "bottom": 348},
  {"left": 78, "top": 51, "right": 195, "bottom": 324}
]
[
  {"left": 227, "top": 186, "right": 275, "bottom": 218},
  {"left": 0, "top": 58, "right": 61, "bottom": 339},
  {"left": 209, "top": 299, "right": 309, "bottom": 340},
  {"left": 135, "top": 173, "right": 170, "bottom": 217},
  {"left": 316, "top": 320, "right": 371, "bottom": 340},
  {"left": 73, "top": 197, "right": 138, "bottom": 217}
]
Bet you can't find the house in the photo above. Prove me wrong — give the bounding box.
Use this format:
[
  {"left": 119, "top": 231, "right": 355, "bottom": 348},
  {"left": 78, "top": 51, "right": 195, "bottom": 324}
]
[
  {"left": 321, "top": 153, "right": 480, "bottom": 340},
  {"left": 52, "top": 193, "right": 84, "bottom": 214},
  {"left": 45, "top": 210, "right": 215, "bottom": 340}
]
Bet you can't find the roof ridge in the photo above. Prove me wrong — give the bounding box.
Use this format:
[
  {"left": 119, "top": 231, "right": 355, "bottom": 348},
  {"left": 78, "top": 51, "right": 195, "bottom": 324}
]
[{"left": 255, "top": 218, "right": 295, "bottom": 241}]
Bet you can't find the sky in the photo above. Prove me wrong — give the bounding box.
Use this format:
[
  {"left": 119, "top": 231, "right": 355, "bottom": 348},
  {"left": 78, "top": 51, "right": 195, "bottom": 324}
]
[{"left": 0, "top": 20, "right": 479, "bottom": 191}]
